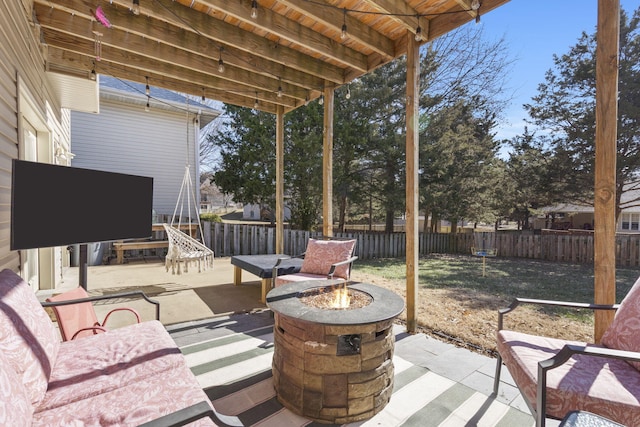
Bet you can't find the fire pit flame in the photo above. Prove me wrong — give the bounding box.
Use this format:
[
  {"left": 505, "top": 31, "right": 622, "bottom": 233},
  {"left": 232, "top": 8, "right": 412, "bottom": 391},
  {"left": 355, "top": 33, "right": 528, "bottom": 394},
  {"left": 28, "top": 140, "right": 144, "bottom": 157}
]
[
  {"left": 299, "top": 282, "right": 372, "bottom": 310},
  {"left": 331, "top": 283, "right": 350, "bottom": 308}
]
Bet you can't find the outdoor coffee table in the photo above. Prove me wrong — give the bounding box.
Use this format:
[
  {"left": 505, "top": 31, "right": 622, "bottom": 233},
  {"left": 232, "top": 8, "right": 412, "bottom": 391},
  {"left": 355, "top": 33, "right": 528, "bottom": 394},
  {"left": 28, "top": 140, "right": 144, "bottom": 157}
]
[{"left": 230, "top": 254, "right": 303, "bottom": 302}]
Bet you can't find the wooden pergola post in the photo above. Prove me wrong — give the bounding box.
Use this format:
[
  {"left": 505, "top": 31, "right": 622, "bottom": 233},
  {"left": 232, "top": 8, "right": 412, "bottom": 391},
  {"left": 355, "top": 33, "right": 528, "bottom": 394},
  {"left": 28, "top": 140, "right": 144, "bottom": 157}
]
[
  {"left": 275, "top": 105, "right": 285, "bottom": 254},
  {"left": 594, "top": 0, "right": 620, "bottom": 342},
  {"left": 323, "top": 86, "right": 335, "bottom": 238},
  {"left": 405, "top": 31, "right": 420, "bottom": 333}
]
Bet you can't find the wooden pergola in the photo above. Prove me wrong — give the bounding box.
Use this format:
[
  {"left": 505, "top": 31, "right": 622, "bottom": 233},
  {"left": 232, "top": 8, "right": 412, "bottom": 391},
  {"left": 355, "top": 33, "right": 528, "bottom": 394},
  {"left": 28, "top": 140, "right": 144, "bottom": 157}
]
[{"left": 34, "top": 0, "right": 620, "bottom": 339}]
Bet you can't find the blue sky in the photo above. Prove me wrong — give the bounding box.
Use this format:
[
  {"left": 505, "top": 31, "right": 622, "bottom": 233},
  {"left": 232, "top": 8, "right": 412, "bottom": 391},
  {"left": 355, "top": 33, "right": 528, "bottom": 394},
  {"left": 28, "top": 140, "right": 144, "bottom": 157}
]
[{"left": 481, "top": 0, "right": 639, "bottom": 141}]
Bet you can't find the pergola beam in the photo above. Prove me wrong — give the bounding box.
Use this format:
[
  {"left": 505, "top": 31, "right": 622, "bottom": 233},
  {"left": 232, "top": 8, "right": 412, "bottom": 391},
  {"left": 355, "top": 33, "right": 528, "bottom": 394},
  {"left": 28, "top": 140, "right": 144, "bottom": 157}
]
[
  {"left": 276, "top": 105, "right": 285, "bottom": 254},
  {"left": 405, "top": 30, "right": 420, "bottom": 333},
  {"left": 594, "top": 0, "right": 620, "bottom": 342},
  {"left": 276, "top": 0, "right": 396, "bottom": 59},
  {"left": 35, "top": 0, "right": 346, "bottom": 86},
  {"left": 46, "top": 47, "right": 281, "bottom": 113},
  {"left": 198, "top": 0, "right": 370, "bottom": 72},
  {"left": 41, "top": 26, "right": 300, "bottom": 108},
  {"left": 322, "top": 86, "right": 335, "bottom": 238},
  {"left": 361, "top": 0, "right": 421, "bottom": 34}
]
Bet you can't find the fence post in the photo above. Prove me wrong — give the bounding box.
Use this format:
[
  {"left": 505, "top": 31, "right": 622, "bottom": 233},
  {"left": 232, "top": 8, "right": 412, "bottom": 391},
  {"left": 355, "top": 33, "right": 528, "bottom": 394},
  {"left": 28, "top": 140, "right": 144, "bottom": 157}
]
[{"left": 203, "top": 221, "right": 212, "bottom": 251}]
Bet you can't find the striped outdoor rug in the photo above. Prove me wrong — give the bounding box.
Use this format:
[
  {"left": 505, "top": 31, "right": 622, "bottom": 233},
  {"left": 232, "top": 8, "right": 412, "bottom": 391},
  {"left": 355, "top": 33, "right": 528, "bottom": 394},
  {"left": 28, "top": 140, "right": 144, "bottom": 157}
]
[{"left": 179, "top": 324, "right": 534, "bottom": 427}]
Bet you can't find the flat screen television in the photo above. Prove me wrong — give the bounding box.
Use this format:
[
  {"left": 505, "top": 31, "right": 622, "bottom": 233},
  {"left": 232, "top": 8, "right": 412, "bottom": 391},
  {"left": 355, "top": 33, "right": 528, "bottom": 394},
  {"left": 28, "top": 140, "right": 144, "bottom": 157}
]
[{"left": 11, "top": 159, "right": 154, "bottom": 250}]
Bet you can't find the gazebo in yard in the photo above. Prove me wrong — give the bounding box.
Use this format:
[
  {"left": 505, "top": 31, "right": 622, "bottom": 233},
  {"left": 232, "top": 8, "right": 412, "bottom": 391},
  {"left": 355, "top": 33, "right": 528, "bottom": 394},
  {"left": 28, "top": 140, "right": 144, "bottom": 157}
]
[{"left": 1, "top": 0, "right": 621, "bottom": 340}]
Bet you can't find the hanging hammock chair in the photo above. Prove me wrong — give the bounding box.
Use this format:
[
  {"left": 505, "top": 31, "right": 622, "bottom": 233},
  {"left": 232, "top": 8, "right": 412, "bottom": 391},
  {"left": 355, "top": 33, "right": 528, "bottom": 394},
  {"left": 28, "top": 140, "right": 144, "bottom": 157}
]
[{"left": 163, "top": 102, "right": 214, "bottom": 275}]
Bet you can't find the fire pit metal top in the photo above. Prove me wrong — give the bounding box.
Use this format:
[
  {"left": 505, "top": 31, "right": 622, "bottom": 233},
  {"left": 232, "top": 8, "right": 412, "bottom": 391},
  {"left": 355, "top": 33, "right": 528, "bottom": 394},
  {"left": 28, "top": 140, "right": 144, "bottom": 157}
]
[{"left": 266, "top": 280, "right": 404, "bottom": 325}]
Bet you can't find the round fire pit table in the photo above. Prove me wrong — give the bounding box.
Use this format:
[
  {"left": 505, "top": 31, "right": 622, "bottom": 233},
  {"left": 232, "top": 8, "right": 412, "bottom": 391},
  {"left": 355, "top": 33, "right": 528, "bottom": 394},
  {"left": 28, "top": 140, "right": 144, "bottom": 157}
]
[{"left": 266, "top": 280, "right": 404, "bottom": 424}]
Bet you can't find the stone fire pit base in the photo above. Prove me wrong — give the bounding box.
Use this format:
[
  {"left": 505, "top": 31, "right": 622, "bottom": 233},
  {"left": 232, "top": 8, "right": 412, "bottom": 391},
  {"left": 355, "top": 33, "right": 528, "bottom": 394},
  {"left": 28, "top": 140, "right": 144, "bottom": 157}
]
[
  {"left": 267, "top": 281, "right": 404, "bottom": 424},
  {"left": 272, "top": 313, "right": 395, "bottom": 424}
]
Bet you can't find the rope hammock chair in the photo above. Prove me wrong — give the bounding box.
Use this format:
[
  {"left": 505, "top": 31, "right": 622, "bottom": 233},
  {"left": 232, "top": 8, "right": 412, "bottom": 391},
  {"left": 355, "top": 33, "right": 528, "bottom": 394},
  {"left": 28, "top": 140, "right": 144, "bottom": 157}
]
[{"left": 163, "top": 101, "right": 214, "bottom": 274}]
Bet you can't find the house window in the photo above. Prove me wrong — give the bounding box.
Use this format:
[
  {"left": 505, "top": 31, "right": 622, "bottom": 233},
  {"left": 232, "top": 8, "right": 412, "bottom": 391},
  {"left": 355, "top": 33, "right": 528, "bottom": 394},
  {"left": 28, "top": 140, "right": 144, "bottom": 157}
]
[{"left": 621, "top": 213, "right": 640, "bottom": 231}]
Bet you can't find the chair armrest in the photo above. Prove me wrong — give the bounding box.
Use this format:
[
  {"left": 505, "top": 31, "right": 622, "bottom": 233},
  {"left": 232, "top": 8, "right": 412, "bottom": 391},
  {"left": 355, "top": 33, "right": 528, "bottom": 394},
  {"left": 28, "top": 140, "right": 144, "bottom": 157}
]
[
  {"left": 497, "top": 298, "right": 619, "bottom": 330},
  {"left": 71, "top": 326, "right": 108, "bottom": 340},
  {"left": 41, "top": 290, "right": 160, "bottom": 321},
  {"left": 535, "top": 344, "right": 640, "bottom": 427},
  {"left": 326, "top": 256, "right": 358, "bottom": 279},
  {"left": 102, "top": 307, "right": 142, "bottom": 326},
  {"left": 137, "top": 401, "right": 243, "bottom": 427},
  {"left": 272, "top": 256, "right": 298, "bottom": 288}
]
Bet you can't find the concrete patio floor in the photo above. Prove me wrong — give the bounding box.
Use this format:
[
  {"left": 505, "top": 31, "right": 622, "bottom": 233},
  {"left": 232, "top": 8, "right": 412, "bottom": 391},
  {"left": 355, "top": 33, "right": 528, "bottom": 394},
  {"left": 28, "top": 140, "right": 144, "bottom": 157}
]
[
  {"left": 38, "top": 256, "right": 560, "bottom": 426},
  {"left": 43, "top": 256, "right": 268, "bottom": 327}
]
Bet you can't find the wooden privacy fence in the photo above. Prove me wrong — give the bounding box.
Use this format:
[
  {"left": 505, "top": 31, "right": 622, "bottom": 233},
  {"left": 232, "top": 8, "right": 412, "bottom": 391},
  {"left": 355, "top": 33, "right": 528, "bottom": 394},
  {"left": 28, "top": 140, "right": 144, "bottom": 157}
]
[
  {"left": 206, "top": 223, "right": 472, "bottom": 260},
  {"left": 204, "top": 223, "right": 640, "bottom": 267}
]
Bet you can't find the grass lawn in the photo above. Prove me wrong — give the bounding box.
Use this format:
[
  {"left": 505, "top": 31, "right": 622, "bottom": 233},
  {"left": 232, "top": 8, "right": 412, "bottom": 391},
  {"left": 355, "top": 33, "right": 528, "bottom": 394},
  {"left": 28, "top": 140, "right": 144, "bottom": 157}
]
[{"left": 349, "top": 254, "right": 640, "bottom": 355}]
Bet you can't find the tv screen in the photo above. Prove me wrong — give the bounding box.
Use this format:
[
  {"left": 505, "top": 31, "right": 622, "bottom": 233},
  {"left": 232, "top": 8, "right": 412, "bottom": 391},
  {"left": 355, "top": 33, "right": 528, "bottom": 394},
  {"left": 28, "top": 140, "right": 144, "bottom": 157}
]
[{"left": 11, "top": 160, "right": 153, "bottom": 250}]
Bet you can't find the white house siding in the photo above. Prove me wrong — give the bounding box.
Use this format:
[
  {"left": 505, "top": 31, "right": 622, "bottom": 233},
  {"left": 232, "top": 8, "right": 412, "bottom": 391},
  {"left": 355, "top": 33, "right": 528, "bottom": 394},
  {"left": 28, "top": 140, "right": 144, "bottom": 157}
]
[
  {"left": 0, "top": 1, "right": 71, "bottom": 283},
  {"left": 71, "top": 101, "right": 199, "bottom": 219}
]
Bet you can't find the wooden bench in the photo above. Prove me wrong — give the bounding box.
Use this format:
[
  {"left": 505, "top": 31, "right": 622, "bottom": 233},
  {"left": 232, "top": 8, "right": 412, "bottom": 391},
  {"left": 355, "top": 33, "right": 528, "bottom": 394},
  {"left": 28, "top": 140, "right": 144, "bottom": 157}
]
[{"left": 113, "top": 240, "right": 169, "bottom": 264}]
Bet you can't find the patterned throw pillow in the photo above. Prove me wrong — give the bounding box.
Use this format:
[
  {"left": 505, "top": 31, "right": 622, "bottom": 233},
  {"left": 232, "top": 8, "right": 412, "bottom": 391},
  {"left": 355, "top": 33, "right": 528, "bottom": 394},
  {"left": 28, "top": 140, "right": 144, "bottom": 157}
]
[
  {"left": 602, "top": 275, "right": 640, "bottom": 371},
  {"left": 300, "top": 239, "right": 356, "bottom": 280},
  {"left": 0, "top": 269, "right": 60, "bottom": 405}
]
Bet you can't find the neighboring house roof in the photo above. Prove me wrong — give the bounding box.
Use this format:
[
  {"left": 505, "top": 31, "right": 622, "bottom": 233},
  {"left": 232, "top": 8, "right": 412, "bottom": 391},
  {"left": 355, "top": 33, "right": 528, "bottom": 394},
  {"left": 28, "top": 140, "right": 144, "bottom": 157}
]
[
  {"left": 99, "top": 75, "right": 221, "bottom": 127},
  {"left": 541, "top": 188, "right": 640, "bottom": 214}
]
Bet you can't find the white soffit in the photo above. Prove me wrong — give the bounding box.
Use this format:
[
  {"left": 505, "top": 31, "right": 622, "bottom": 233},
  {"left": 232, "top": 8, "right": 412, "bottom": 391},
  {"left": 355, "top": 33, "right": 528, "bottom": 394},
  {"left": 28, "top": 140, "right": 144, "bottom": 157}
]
[{"left": 47, "top": 72, "right": 99, "bottom": 114}]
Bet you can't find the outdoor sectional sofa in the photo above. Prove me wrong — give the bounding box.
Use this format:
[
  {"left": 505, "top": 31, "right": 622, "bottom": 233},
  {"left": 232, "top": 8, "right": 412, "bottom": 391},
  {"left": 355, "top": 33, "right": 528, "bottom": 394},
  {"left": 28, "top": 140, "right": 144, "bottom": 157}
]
[{"left": 0, "top": 268, "right": 219, "bottom": 426}]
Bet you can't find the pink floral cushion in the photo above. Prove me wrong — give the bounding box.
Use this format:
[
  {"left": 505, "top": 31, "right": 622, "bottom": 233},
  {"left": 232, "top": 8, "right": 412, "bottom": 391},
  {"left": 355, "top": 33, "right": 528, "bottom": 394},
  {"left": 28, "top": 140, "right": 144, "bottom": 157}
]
[
  {"left": 0, "top": 349, "right": 33, "bottom": 426},
  {"left": 0, "top": 269, "right": 60, "bottom": 406},
  {"left": 300, "top": 239, "right": 356, "bottom": 280},
  {"left": 275, "top": 272, "right": 328, "bottom": 286},
  {"left": 38, "top": 320, "right": 186, "bottom": 411},
  {"left": 602, "top": 275, "right": 640, "bottom": 370},
  {"left": 497, "top": 330, "right": 640, "bottom": 426},
  {"left": 33, "top": 363, "right": 216, "bottom": 426}
]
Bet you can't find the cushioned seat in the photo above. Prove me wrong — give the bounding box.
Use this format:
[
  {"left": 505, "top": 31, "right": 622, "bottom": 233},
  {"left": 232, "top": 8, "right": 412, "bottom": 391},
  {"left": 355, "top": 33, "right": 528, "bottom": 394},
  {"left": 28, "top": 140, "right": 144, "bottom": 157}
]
[
  {"left": 497, "top": 330, "right": 640, "bottom": 424},
  {"left": 275, "top": 238, "right": 357, "bottom": 286},
  {"left": 494, "top": 275, "right": 640, "bottom": 427},
  {"left": 38, "top": 321, "right": 185, "bottom": 411}
]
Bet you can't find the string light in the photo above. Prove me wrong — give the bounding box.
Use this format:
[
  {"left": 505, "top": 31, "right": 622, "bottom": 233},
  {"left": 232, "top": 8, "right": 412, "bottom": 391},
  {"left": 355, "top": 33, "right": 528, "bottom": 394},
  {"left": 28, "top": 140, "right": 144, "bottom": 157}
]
[
  {"left": 145, "top": 95, "right": 150, "bottom": 112},
  {"left": 218, "top": 46, "right": 225, "bottom": 73},
  {"left": 304, "top": 94, "right": 310, "bottom": 106},
  {"left": 115, "top": 1, "right": 491, "bottom": 110},
  {"left": 471, "top": 0, "right": 481, "bottom": 23},
  {"left": 108, "top": 0, "right": 489, "bottom": 111},
  {"left": 341, "top": 8, "right": 347, "bottom": 40},
  {"left": 90, "top": 61, "right": 96, "bottom": 80},
  {"left": 201, "top": 88, "right": 206, "bottom": 102},
  {"left": 345, "top": 84, "right": 351, "bottom": 99},
  {"left": 414, "top": 26, "right": 422, "bottom": 42},
  {"left": 132, "top": 0, "right": 140, "bottom": 15},
  {"left": 145, "top": 76, "right": 150, "bottom": 96},
  {"left": 277, "top": 78, "right": 283, "bottom": 98},
  {"left": 254, "top": 92, "right": 259, "bottom": 109}
]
